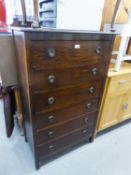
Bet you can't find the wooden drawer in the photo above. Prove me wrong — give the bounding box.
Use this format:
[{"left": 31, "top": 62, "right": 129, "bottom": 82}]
[
  {"left": 35, "top": 98, "right": 99, "bottom": 129},
  {"left": 32, "top": 81, "right": 103, "bottom": 114},
  {"left": 37, "top": 126, "right": 93, "bottom": 157},
  {"left": 35, "top": 111, "right": 97, "bottom": 144},
  {"left": 31, "top": 64, "right": 108, "bottom": 91},
  {"left": 107, "top": 73, "right": 131, "bottom": 95},
  {"left": 30, "top": 41, "right": 111, "bottom": 69}
]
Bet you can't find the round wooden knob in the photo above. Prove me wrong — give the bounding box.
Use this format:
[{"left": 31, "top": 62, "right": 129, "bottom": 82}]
[
  {"left": 47, "top": 48, "right": 56, "bottom": 58},
  {"left": 48, "top": 97, "right": 55, "bottom": 105},
  {"left": 48, "top": 131, "right": 54, "bottom": 138},
  {"left": 86, "top": 103, "right": 92, "bottom": 109},
  {"left": 95, "top": 46, "right": 101, "bottom": 54},
  {"left": 84, "top": 117, "right": 89, "bottom": 124},
  {"left": 48, "top": 115, "right": 55, "bottom": 123},
  {"left": 48, "top": 75, "right": 56, "bottom": 84},
  {"left": 82, "top": 129, "right": 88, "bottom": 134},
  {"left": 88, "top": 87, "right": 94, "bottom": 94},
  {"left": 92, "top": 68, "right": 97, "bottom": 75},
  {"left": 48, "top": 144, "right": 55, "bottom": 151}
]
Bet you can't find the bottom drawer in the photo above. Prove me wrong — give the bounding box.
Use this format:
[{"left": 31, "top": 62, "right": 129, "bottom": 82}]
[
  {"left": 37, "top": 126, "right": 94, "bottom": 157},
  {"left": 39, "top": 133, "right": 91, "bottom": 166}
]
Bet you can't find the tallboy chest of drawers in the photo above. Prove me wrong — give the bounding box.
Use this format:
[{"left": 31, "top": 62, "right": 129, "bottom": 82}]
[{"left": 13, "top": 28, "right": 115, "bottom": 169}]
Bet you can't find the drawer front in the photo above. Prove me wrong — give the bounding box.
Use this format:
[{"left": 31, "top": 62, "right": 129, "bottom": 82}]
[
  {"left": 30, "top": 41, "right": 112, "bottom": 69},
  {"left": 36, "top": 111, "right": 97, "bottom": 144},
  {"left": 32, "top": 81, "right": 102, "bottom": 114},
  {"left": 40, "top": 19, "right": 56, "bottom": 28},
  {"left": 40, "top": 1, "right": 56, "bottom": 12},
  {"left": 31, "top": 64, "right": 107, "bottom": 91},
  {"left": 37, "top": 126, "right": 93, "bottom": 157},
  {"left": 39, "top": 2, "right": 57, "bottom": 18},
  {"left": 35, "top": 98, "right": 99, "bottom": 129},
  {"left": 40, "top": 11, "right": 56, "bottom": 18},
  {"left": 108, "top": 73, "right": 131, "bottom": 95}
]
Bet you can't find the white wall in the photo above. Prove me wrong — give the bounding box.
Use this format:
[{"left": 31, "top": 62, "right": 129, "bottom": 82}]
[
  {"left": 57, "top": 0, "right": 105, "bottom": 30},
  {"left": 5, "top": 0, "right": 14, "bottom": 25}
]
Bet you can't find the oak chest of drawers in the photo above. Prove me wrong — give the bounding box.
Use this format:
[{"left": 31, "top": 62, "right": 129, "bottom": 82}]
[
  {"left": 13, "top": 28, "right": 115, "bottom": 169},
  {"left": 97, "top": 64, "right": 131, "bottom": 132}
]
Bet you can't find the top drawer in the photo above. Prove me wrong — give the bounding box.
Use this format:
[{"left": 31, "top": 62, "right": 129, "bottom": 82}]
[
  {"left": 107, "top": 73, "right": 131, "bottom": 95},
  {"left": 30, "top": 41, "right": 112, "bottom": 68}
]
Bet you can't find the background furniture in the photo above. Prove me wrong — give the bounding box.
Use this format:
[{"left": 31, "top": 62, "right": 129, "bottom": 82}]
[
  {"left": 19, "top": 0, "right": 39, "bottom": 28},
  {"left": 2, "top": 87, "right": 16, "bottom": 137},
  {"left": 13, "top": 28, "right": 115, "bottom": 169},
  {"left": 0, "top": 34, "right": 18, "bottom": 87},
  {"left": 101, "top": 0, "right": 131, "bottom": 30},
  {"left": 97, "top": 63, "right": 131, "bottom": 132},
  {"left": 0, "top": 33, "right": 18, "bottom": 137},
  {"left": 102, "top": 0, "right": 131, "bottom": 66}
]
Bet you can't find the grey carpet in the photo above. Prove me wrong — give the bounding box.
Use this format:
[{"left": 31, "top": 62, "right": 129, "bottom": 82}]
[{"left": 0, "top": 99, "right": 131, "bottom": 175}]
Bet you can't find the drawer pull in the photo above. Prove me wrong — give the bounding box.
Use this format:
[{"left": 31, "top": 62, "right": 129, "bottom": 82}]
[
  {"left": 82, "top": 129, "right": 88, "bottom": 134},
  {"left": 86, "top": 103, "right": 92, "bottom": 109},
  {"left": 48, "top": 75, "right": 56, "bottom": 84},
  {"left": 47, "top": 48, "right": 56, "bottom": 58},
  {"left": 48, "top": 97, "right": 55, "bottom": 105},
  {"left": 122, "top": 103, "right": 129, "bottom": 110},
  {"left": 95, "top": 46, "right": 101, "bottom": 54},
  {"left": 92, "top": 68, "right": 98, "bottom": 75},
  {"left": 48, "top": 144, "right": 55, "bottom": 151},
  {"left": 48, "top": 131, "right": 54, "bottom": 138},
  {"left": 119, "top": 80, "right": 128, "bottom": 84},
  {"left": 84, "top": 117, "right": 89, "bottom": 124},
  {"left": 48, "top": 115, "right": 55, "bottom": 123},
  {"left": 89, "top": 87, "right": 95, "bottom": 94}
]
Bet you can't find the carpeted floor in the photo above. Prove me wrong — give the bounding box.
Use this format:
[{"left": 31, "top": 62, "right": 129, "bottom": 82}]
[{"left": 0, "top": 99, "right": 131, "bottom": 175}]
